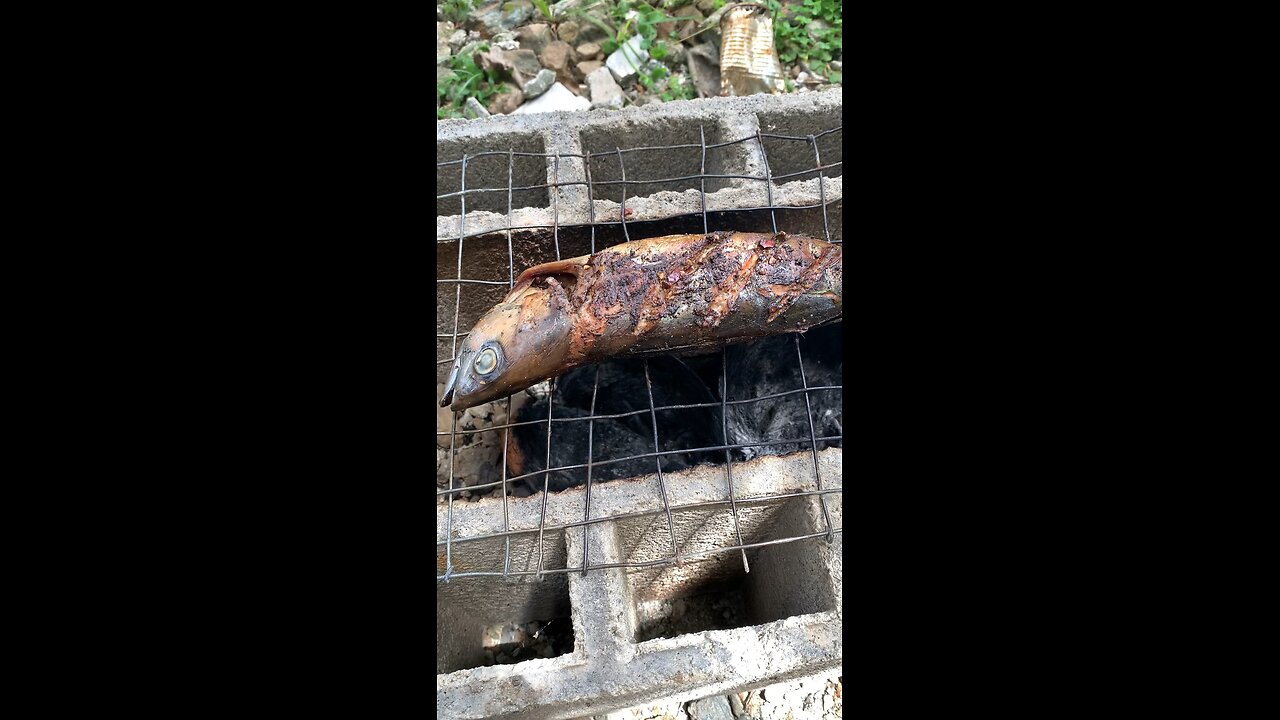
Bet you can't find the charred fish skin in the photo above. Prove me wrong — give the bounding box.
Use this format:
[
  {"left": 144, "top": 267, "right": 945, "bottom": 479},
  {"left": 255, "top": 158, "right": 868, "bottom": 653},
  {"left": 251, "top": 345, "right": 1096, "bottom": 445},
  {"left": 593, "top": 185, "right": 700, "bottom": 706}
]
[{"left": 442, "top": 232, "right": 841, "bottom": 412}]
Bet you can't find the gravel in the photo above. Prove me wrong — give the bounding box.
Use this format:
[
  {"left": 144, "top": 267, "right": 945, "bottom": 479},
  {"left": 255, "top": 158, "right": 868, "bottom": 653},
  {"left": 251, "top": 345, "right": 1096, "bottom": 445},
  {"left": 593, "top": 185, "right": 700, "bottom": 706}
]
[{"left": 481, "top": 617, "right": 575, "bottom": 665}]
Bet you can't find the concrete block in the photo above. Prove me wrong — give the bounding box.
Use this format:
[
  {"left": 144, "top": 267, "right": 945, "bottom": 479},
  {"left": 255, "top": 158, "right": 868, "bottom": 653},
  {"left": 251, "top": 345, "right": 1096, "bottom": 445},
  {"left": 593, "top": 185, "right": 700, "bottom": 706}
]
[
  {"left": 437, "top": 88, "right": 844, "bottom": 719},
  {"left": 436, "top": 449, "right": 842, "bottom": 719}
]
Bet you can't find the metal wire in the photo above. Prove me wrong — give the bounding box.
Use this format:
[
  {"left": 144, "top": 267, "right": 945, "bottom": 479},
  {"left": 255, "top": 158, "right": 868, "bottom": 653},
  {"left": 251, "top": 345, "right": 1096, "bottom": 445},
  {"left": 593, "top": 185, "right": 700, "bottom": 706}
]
[{"left": 438, "top": 124, "right": 842, "bottom": 580}]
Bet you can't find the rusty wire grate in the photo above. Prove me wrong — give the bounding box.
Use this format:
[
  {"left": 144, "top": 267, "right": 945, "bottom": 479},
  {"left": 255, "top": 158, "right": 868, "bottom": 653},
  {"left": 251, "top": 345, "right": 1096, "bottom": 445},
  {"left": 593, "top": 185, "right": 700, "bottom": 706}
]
[{"left": 437, "top": 124, "right": 843, "bottom": 582}]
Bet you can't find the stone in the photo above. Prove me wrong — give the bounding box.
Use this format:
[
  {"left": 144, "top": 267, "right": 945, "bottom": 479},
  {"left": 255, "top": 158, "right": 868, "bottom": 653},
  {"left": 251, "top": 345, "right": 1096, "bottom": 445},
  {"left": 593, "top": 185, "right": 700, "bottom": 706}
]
[
  {"left": 549, "top": 0, "right": 582, "bottom": 14},
  {"left": 727, "top": 692, "right": 744, "bottom": 717},
  {"left": 557, "top": 20, "right": 581, "bottom": 44},
  {"left": 696, "top": 0, "right": 717, "bottom": 13},
  {"left": 457, "top": 40, "right": 486, "bottom": 59},
  {"left": 539, "top": 40, "right": 576, "bottom": 72},
  {"left": 587, "top": 66, "right": 624, "bottom": 109},
  {"left": 656, "top": 17, "right": 676, "bottom": 39},
  {"left": 506, "top": 48, "right": 544, "bottom": 79},
  {"left": 512, "top": 81, "right": 590, "bottom": 114},
  {"left": 437, "top": 21, "right": 454, "bottom": 65},
  {"left": 674, "top": 5, "right": 704, "bottom": 39},
  {"left": 575, "top": 15, "right": 611, "bottom": 44},
  {"left": 517, "top": 23, "right": 554, "bottom": 55},
  {"left": 486, "top": 85, "right": 524, "bottom": 115},
  {"left": 437, "top": 65, "right": 457, "bottom": 90},
  {"left": 576, "top": 42, "right": 602, "bottom": 59},
  {"left": 463, "top": 96, "right": 490, "bottom": 119},
  {"left": 473, "top": 0, "right": 535, "bottom": 35},
  {"left": 686, "top": 41, "right": 720, "bottom": 98},
  {"left": 686, "top": 696, "right": 734, "bottom": 720},
  {"left": 661, "top": 41, "right": 686, "bottom": 67},
  {"left": 448, "top": 28, "right": 467, "bottom": 49},
  {"left": 606, "top": 33, "right": 649, "bottom": 84},
  {"left": 491, "top": 31, "right": 519, "bottom": 51},
  {"left": 577, "top": 60, "right": 604, "bottom": 78},
  {"left": 522, "top": 68, "right": 556, "bottom": 99}
]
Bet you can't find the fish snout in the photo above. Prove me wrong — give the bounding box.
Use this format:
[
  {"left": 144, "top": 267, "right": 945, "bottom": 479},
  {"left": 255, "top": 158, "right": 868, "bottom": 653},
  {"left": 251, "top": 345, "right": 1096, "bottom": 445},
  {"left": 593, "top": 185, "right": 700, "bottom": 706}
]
[{"left": 440, "top": 360, "right": 461, "bottom": 408}]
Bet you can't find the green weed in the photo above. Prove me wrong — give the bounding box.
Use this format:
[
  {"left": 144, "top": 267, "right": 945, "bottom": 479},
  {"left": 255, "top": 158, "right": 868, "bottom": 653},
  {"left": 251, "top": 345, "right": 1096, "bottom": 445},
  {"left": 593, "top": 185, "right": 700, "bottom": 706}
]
[
  {"left": 440, "top": 0, "right": 475, "bottom": 25},
  {"left": 437, "top": 42, "right": 503, "bottom": 119},
  {"left": 763, "top": 0, "right": 842, "bottom": 71}
]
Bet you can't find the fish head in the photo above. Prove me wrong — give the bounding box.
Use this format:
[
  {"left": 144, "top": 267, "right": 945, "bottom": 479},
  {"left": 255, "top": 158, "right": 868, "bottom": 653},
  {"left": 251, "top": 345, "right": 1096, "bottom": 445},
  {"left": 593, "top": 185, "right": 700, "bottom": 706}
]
[{"left": 441, "top": 280, "right": 575, "bottom": 412}]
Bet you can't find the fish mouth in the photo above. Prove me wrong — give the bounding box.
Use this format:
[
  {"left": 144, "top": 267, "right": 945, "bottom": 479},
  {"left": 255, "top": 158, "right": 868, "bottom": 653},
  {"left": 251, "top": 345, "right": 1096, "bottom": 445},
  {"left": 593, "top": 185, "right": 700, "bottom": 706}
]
[{"left": 440, "top": 360, "right": 461, "bottom": 408}]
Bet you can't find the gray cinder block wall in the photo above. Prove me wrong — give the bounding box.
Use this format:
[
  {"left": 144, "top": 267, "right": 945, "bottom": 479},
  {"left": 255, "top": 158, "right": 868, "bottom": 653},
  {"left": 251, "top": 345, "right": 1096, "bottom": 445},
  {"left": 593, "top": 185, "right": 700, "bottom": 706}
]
[{"left": 437, "top": 89, "right": 842, "bottom": 720}]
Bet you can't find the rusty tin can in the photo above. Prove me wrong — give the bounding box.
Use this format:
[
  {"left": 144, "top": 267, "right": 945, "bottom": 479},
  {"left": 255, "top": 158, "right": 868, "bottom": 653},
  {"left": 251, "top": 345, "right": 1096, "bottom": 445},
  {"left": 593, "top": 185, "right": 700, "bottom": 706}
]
[{"left": 719, "top": 3, "right": 787, "bottom": 96}]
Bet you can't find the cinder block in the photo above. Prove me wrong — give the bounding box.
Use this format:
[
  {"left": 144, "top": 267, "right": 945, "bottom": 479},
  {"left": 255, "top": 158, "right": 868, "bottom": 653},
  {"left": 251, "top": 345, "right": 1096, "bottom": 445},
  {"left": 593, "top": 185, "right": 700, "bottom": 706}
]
[
  {"left": 437, "top": 89, "right": 843, "bottom": 719},
  {"left": 436, "top": 450, "right": 842, "bottom": 720}
]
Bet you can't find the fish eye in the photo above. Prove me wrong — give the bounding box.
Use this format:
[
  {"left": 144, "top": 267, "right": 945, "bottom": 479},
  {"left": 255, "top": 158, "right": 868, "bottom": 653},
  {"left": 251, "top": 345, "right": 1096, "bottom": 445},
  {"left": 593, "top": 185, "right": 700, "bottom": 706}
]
[{"left": 474, "top": 347, "right": 498, "bottom": 375}]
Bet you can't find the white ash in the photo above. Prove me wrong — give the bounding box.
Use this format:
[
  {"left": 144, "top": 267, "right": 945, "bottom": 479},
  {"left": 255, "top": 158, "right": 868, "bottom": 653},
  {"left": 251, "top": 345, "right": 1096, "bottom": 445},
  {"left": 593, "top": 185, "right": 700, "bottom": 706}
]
[{"left": 437, "top": 384, "right": 529, "bottom": 501}]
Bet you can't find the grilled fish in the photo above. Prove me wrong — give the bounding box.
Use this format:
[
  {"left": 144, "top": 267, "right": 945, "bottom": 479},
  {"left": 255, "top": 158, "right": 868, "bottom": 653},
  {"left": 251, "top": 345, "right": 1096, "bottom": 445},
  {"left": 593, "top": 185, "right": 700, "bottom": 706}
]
[{"left": 440, "top": 231, "right": 842, "bottom": 412}]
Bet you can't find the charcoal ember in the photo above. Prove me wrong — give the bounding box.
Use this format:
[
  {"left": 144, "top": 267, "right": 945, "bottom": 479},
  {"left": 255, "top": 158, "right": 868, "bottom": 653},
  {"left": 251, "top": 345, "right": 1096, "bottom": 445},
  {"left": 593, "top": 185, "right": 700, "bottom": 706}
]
[
  {"left": 724, "top": 323, "right": 842, "bottom": 461},
  {"left": 510, "top": 356, "right": 721, "bottom": 492},
  {"left": 513, "top": 403, "right": 657, "bottom": 491}
]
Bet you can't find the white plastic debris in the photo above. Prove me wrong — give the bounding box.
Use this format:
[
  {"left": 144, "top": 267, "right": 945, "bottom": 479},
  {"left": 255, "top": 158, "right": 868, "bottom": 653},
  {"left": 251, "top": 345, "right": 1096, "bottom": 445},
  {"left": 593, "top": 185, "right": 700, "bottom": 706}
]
[
  {"left": 605, "top": 33, "right": 649, "bottom": 84},
  {"left": 511, "top": 82, "right": 590, "bottom": 114}
]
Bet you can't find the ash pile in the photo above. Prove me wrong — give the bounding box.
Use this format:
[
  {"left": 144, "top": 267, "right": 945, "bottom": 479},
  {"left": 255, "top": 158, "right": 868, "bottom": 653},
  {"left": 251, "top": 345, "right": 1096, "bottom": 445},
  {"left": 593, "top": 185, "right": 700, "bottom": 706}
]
[{"left": 506, "top": 322, "right": 841, "bottom": 495}]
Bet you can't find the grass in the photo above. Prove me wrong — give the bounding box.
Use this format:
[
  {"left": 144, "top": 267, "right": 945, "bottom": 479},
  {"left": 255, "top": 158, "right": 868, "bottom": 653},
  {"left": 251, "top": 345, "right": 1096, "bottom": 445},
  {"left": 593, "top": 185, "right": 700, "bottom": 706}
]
[
  {"left": 762, "top": 0, "right": 842, "bottom": 80},
  {"left": 437, "top": 42, "right": 503, "bottom": 119}
]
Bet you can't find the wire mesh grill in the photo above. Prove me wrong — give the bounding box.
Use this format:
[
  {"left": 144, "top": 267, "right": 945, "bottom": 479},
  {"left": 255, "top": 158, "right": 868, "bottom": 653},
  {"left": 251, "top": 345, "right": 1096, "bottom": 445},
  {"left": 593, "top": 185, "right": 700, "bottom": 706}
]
[{"left": 437, "top": 123, "right": 843, "bottom": 583}]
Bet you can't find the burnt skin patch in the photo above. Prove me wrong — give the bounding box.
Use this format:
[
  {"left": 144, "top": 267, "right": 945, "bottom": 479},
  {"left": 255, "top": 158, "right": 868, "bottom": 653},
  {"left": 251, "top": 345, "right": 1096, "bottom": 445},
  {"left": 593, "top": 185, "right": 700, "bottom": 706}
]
[
  {"left": 765, "top": 243, "right": 842, "bottom": 322},
  {"left": 699, "top": 235, "right": 760, "bottom": 328},
  {"left": 633, "top": 234, "right": 720, "bottom": 336}
]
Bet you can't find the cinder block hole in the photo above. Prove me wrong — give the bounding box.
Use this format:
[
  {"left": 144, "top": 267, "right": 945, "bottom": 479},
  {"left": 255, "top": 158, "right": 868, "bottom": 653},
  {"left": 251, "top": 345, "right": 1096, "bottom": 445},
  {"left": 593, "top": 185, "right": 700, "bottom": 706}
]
[
  {"left": 582, "top": 119, "right": 747, "bottom": 201},
  {"left": 436, "top": 529, "right": 575, "bottom": 675},
  {"left": 437, "top": 134, "right": 550, "bottom": 217},
  {"left": 620, "top": 495, "right": 836, "bottom": 643},
  {"left": 754, "top": 105, "right": 843, "bottom": 183},
  {"left": 702, "top": 205, "right": 843, "bottom": 244}
]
